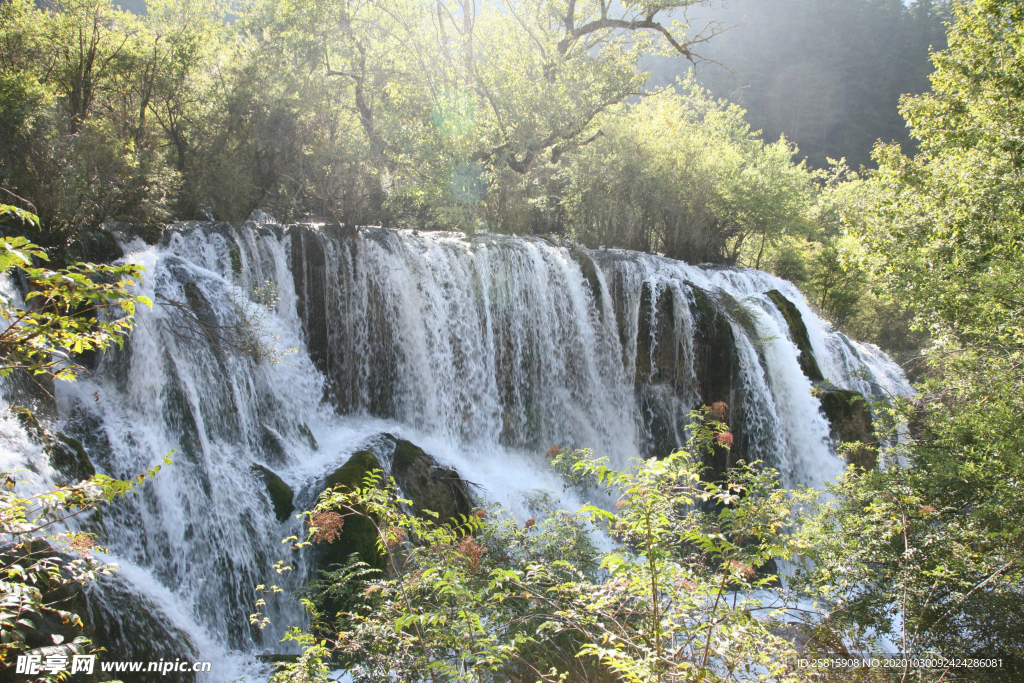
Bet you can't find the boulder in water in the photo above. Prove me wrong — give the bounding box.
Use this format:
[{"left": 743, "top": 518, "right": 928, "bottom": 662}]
[
  {"left": 312, "top": 451, "right": 387, "bottom": 573},
  {"left": 384, "top": 434, "right": 474, "bottom": 524},
  {"left": 251, "top": 465, "right": 294, "bottom": 523}
]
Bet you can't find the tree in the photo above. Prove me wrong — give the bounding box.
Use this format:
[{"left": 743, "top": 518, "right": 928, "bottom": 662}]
[
  {"left": 0, "top": 0, "right": 180, "bottom": 246},
  {"left": 798, "top": 0, "right": 1024, "bottom": 670},
  {"left": 245, "top": 0, "right": 732, "bottom": 229},
  {"left": 562, "top": 84, "right": 814, "bottom": 264}
]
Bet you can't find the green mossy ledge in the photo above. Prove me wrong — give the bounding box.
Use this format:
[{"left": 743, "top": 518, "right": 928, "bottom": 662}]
[
  {"left": 765, "top": 290, "right": 824, "bottom": 381},
  {"left": 315, "top": 451, "right": 386, "bottom": 573},
  {"left": 818, "top": 387, "right": 878, "bottom": 470},
  {"left": 251, "top": 464, "right": 295, "bottom": 523}
]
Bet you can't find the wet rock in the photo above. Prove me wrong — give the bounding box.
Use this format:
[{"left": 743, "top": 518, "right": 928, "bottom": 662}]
[
  {"left": 818, "top": 387, "right": 877, "bottom": 469},
  {"left": 384, "top": 434, "right": 474, "bottom": 524},
  {"left": 258, "top": 425, "right": 287, "bottom": 464},
  {"left": 690, "top": 288, "right": 741, "bottom": 408},
  {"left": 1, "top": 371, "right": 58, "bottom": 420},
  {"left": 12, "top": 407, "right": 95, "bottom": 484},
  {"left": 633, "top": 282, "right": 699, "bottom": 459},
  {"left": 313, "top": 451, "right": 386, "bottom": 573},
  {"left": 571, "top": 245, "right": 604, "bottom": 314},
  {"left": 65, "top": 229, "right": 124, "bottom": 264},
  {"left": 84, "top": 573, "right": 200, "bottom": 682},
  {"left": 690, "top": 287, "right": 747, "bottom": 474},
  {"left": 298, "top": 423, "right": 319, "bottom": 451},
  {"left": 765, "top": 290, "right": 823, "bottom": 381},
  {"left": 290, "top": 228, "right": 329, "bottom": 383},
  {"left": 251, "top": 465, "right": 294, "bottom": 523},
  {"left": 0, "top": 543, "right": 197, "bottom": 683},
  {"left": 635, "top": 281, "right": 684, "bottom": 390}
]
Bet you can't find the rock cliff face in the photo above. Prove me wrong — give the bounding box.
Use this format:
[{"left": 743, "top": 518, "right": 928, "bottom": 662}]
[
  {"left": 817, "top": 388, "right": 877, "bottom": 469},
  {"left": 284, "top": 225, "right": 905, "bottom": 476}
]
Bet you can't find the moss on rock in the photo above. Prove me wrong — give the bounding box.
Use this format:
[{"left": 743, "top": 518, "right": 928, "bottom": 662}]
[
  {"left": 818, "top": 387, "right": 877, "bottom": 470},
  {"left": 383, "top": 434, "right": 474, "bottom": 524},
  {"left": 316, "top": 451, "right": 385, "bottom": 572},
  {"left": 765, "top": 290, "right": 823, "bottom": 381},
  {"left": 251, "top": 464, "right": 294, "bottom": 523}
]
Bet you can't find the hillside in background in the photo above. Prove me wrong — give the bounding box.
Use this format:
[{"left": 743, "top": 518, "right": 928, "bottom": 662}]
[{"left": 649, "top": 0, "right": 951, "bottom": 169}]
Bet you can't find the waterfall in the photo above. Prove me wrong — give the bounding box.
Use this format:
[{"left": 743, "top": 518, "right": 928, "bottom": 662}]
[{"left": 0, "top": 221, "right": 913, "bottom": 679}]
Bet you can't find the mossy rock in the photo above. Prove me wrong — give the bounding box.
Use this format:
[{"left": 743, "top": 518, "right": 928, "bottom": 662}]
[
  {"left": 690, "top": 287, "right": 740, "bottom": 406},
  {"left": 688, "top": 287, "right": 747, "bottom": 473},
  {"left": 765, "top": 290, "right": 823, "bottom": 381},
  {"left": 299, "top": 423, "right": 319, "bottom": 451},
  {"left": 571, "top": 245, "right": 604, "bottom": 313},
  {"left": 818, "top": 387, "right": 877, "bottom": 469},
  {"left": 258, "top": 425, "right": 287, "bottom": 464},
  {"left": 12, "top": 407, "right": 95, "bottom": 484},
  {"left": 315, "top": 451, "right": 385, "bottom": 572},
  {"left": 65, "top": 228, "right": 124, "bottom": 264},
  {"left": 251, "top": 465, "right": 294, "bottom": 523},
  {"left": 384, "top": 434, "right": 474, "bottom": 524}
]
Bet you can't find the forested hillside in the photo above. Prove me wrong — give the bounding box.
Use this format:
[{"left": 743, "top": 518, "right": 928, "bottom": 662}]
[
  {"left": 1, "top": 0, "right": 923, "bottom": 355},
  {"left": 650, "top": 0, "right": 952, "bottom": 170}
]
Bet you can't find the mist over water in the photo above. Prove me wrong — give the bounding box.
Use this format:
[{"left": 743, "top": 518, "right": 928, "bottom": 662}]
[{"left": 0, "top": 221, "right": 911, "bottom": 679}]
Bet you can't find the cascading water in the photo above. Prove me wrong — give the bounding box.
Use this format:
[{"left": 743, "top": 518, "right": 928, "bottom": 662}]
[{"left": 0, "top": 220, "right": 913, "bottom": 679}]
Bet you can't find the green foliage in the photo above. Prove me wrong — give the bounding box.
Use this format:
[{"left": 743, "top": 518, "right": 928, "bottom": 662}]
[
  {"left": 1, "top": 0, "right": 835, "bottom": 260},
  {"left": 0, "top": 455, "right": 171, "bottom": 677},
  {"left": 0, "top": 209, "right": 151, "bottom": 381},
  {"left": 795, "top": 0, "right": 1024, "bottom": 668},
  {"left": 796, "top": 461, "right": 1024, "bottom": 673},
  {"left": 562, "top": 84, "right": 816, "bottom": 264},
  {"left": 0, "top": 0, "right": 185, "bottom": 247},
  {"left": 261, "top": 417, "right": 815, "bottom": 682}
]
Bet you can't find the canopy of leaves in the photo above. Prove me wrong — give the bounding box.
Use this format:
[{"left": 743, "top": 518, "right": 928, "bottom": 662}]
[{"left": 795, "top": 0, "right": 1024, "bottom": 668}]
